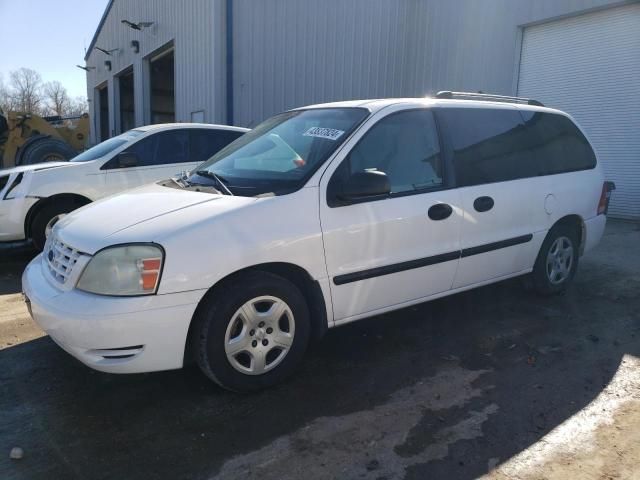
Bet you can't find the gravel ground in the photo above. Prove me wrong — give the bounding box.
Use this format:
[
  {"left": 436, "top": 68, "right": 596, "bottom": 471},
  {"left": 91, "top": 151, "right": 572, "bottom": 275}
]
[{"left": 1, "top": 219, "right": 638, "bottom": 480}]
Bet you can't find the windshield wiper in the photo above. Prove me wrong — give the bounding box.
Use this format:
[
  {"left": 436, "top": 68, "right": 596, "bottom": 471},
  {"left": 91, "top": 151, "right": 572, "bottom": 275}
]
[{"left": 195, "top": 170, "right": 234, "bottom": 196}]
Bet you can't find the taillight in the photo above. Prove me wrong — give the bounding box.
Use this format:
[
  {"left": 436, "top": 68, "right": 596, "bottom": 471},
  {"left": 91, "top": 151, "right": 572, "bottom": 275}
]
[{"left": 597, "top": 181, "right": 615, "bottom": 215}]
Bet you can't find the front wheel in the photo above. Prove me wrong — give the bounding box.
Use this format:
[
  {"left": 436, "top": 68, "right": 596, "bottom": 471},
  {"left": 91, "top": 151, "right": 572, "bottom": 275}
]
[
  {"left": 532, "top": 224, "right": 580, "bottom": 295},
  {"left": 193, "top": 271, "right": 310, "bottom": 392}
]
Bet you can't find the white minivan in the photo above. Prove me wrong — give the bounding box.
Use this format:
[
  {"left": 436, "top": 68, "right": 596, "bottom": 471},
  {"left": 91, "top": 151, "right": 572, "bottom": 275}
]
[
  {"left": 23, "top": 93, "right": 613, "bottom": 392},
  {"left": 0, "top": 123, "right": 247, "bottom": 249}
]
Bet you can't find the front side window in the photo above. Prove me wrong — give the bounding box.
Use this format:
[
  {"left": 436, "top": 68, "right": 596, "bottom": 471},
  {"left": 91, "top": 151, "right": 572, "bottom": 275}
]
[
  {"left": 123, "top": 129, "right": 189, "bottom": 166},
  {"left": 331, "top": 109, "right": 443, "bottom": 195},
  {"left": 154, "top": 130, "right": 189, "bottom": 165},
  {"left": 190, "top": 129, "right": 245, "bottom": 164},
  {"left": 192, "top": 108, "right": 368, "bottom": 196}
]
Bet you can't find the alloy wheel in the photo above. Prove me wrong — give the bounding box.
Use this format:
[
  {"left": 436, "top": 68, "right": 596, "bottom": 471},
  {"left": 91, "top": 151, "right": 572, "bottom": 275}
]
[{"left": 546, "top": 236, "right": 574, "bottom": 285}]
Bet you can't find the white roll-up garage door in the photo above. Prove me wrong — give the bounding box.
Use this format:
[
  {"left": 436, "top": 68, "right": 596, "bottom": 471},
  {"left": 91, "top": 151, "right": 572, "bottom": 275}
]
[{"left": 518, "top": 3, "right": 640, "bottom": 219}]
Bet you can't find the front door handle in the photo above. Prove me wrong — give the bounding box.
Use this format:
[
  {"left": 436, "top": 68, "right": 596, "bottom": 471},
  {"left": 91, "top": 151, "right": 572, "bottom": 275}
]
[
  {"left": 473, "top": 196, "right": 494, "bottom": 212},
  {"left": 428, "top": 203, "right": 453, "bottom": 221}
]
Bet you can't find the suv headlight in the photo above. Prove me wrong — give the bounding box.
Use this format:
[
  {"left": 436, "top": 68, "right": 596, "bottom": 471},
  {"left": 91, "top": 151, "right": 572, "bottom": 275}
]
[{"left": 76, "top": 244, "right": 164, "bottom": 296}]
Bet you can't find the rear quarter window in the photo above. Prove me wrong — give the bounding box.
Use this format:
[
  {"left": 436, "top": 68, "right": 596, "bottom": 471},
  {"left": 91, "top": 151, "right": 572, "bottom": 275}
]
[
  {"left": 440, "top": 107, "right": 597, "bottom": 188},
  {"left": 519, "top": 111, "right": 597, "bottom": 174}
]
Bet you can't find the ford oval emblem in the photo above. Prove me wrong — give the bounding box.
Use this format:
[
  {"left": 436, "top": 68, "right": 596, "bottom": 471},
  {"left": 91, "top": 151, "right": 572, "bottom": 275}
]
[{"left": 47, "top": 249, "right": 54, "bottom": 262}]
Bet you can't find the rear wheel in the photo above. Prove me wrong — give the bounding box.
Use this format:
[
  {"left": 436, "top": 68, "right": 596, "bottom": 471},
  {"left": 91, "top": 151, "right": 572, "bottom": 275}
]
[
  {"left": 532, "top": 224, "right": 580, "bottom": 295},
  {"left": 193, "top": 271, "right": 310, "bottom": 392},
  {"left": 19, "top": 137, "right": 77, "bottom": 165},
  {"left": 31, "top": 200, "right": 78, "bottom": 250}
]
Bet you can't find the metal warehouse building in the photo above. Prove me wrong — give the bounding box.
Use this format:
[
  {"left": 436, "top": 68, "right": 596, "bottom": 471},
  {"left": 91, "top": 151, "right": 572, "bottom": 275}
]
[{"left": 85, "top": 0, "right": 640, "bottom": 218}]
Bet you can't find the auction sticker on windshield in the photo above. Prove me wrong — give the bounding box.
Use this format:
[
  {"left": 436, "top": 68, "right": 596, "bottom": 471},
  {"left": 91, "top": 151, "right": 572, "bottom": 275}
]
[{"left": 303, "top": 127, "right": 345, "bottom": 141}]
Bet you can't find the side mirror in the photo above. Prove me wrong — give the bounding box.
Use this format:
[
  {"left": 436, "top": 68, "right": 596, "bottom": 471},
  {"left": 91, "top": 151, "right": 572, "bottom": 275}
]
[
  {"left": 117, "top": 151, "right": 138, "bottom": 168},
  {"left": 338, "top": 170, "right": 390, "bottom": 203}
]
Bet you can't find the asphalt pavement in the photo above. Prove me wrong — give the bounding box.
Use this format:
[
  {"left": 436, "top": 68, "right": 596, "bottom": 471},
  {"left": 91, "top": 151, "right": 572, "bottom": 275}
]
[{"left": 1, "top": 220, "right": 639, "bottom": 480}]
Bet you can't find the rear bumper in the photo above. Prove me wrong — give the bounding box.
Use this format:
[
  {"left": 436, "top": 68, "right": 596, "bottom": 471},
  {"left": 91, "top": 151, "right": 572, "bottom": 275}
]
[
  {"left": 22, "top": 255, "right": 206, "bottom": 374},
  {"left": 0, "top": 197, "right": 36, "bottom": 242},
  {"left": 583, "top": 214, "right": 607, "bottom": 254}
]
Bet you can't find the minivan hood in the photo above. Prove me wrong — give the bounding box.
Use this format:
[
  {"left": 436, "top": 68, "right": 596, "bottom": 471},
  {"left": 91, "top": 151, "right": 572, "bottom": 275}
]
[
  {"left": 0, "top": 161, "right": 74, "bottom": 175},
  {"left": 55, "top": 183, "right": 256, "bottom": 253}
]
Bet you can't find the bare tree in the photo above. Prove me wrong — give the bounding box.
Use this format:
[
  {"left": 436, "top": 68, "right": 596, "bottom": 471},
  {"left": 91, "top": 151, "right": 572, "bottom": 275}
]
[
  {"left": 43, "top": 81, "right": 70, "bottom": 116},
  {"left": 0, "top": 74, "right": 11, "bottom": 113},
  {"left": 65, "top": 96, "right": 89, "bottom": 116},
  {"left": 8, "top": 68, "right": 44, "bottom": 114}
]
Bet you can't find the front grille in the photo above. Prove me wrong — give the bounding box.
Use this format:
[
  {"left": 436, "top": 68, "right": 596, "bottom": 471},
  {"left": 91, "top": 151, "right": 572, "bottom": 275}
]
[{"left": 45, "top": 235, "right": 81, "bottom": 285}]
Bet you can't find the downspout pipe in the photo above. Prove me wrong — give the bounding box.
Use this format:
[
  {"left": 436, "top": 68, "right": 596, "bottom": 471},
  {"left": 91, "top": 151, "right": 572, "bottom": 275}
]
[{"left": 225, "top": 0, "right": 234, "bottom": 125}]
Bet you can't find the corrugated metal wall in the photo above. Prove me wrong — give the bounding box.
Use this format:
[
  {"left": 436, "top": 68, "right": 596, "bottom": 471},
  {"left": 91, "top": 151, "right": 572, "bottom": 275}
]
[
  {"left": 231, "top": 0, "right": 626, "bottom": 126},
  {"left": 85, "top": 0, "right": 226, "bottom": 144},
  {"left": 231, "top": 0, "right": 416, "bottom": 127},
  {"left": 403, "top": 0, "right": 628, "bottom": 96},
  {"left": 87, "top": 0, "right": 629, "bottom": 132}
]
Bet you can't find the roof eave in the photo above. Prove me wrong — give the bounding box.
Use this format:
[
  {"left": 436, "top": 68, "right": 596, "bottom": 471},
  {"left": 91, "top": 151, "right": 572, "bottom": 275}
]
[{"left": 84, "top": 0, "right": 115, "bottom": 62}]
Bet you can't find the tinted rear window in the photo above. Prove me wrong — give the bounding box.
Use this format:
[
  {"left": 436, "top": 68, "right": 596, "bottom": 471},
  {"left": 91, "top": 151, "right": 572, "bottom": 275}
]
[
  {"left": 440, "top": 108, "right": 596, "bottom": 187},
  {"left": 519, "top": 110, "right": 597, "bottom": 175}
]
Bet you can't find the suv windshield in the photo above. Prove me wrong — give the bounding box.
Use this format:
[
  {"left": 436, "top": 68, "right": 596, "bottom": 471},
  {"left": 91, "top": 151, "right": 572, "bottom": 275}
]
[
  {"left": 190, "top": 108, "right": 368, "bottom": 196},
  {"left": 71, "top": 130, "right": 144, "bottom": 162}
]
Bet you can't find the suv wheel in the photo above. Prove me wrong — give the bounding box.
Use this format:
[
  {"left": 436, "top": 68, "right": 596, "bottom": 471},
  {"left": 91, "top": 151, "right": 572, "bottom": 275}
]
[
  {"left": 193, "top": 271, "right": 310, "bottom": 392},
  {"left": 532, "top": 224, "right": 580, "bottom": 295}
]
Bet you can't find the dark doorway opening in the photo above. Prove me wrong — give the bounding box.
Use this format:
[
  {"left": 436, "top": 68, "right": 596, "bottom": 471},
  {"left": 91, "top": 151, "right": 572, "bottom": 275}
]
[
  {"left": 149, "top": 49, "right": 175, "bottom": 124},
  {"left": 97, "top": 84, "right": 109, "bottom": 141},
  {"left": 118, "top": 68, "right": 135, "bottom": 133}
]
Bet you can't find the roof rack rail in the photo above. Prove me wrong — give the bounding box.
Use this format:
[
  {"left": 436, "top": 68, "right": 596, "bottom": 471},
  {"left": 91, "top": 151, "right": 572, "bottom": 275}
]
[{"left": 435, "top": 91, "right": 544, "bottom": 107}]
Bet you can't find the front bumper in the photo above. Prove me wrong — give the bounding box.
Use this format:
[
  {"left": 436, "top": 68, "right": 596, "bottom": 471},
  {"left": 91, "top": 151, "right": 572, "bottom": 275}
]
[
  {"left": 0, "top": 197, "right": 37, "bottom": 242},
  {"left": 22, "top": 255, "right": 206, "bottom": 374}
]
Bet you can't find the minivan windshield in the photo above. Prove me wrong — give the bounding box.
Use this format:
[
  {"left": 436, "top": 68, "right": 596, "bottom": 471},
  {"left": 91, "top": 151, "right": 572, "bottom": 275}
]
[
  {"left": 190, "top": 108, "right": 368, "bottom": 196},
  {"left": 71, "top": 130, "right": 144, "bottom": 162}
]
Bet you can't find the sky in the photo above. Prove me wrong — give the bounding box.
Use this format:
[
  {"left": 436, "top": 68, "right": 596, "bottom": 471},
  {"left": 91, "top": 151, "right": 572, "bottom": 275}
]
[{"left": 0, "top": 0, "right": 109, "bottom": 99}]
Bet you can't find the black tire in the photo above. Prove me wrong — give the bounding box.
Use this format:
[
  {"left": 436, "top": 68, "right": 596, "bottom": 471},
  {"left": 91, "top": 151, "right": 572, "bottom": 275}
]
[
  {"left": 193, "top": 271, "right": 311, "bottom": 392},
  {"left": 31, "top": 200, "right": 78, "bottom": 251},
  {"left": 19, "top": 137, "right": 77, "bottom": 165},
  {"left": 531, "top": 224, "right": 580, "bottom": 296}
]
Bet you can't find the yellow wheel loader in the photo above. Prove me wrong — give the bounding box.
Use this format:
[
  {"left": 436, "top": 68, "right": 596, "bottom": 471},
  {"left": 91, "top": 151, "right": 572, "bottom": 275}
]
[{"left": 0, "top": 109, "right": 89, "bottom": 169}]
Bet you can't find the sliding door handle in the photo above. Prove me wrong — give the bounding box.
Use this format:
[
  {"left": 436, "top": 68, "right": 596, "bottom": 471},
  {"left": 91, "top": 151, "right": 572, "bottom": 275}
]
[
  {"left": 473, "top": 196, "right": 494, "bottom": 212},
  {"left": 428, "top": 203, "right": 453, "bottom": 221}
]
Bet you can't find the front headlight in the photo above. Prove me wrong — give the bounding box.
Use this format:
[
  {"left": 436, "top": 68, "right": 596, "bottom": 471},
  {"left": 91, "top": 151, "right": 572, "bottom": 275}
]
[{"left": 76, "top": 244, "right": 164, "bottom": 296}]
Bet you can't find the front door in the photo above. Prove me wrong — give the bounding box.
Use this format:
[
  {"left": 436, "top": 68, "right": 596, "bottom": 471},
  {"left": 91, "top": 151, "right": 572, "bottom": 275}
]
[{"left": 320, "top": 108, "right": 463, "bottom": 323}]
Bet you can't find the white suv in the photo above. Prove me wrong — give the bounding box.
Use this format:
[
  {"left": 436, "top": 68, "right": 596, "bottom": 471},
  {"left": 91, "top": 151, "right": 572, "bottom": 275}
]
[
  {"left": 22, "top": 93, "right": 613, "bottom": 392},
  {"left": 0, "top": 123, "right": 247, "bottom": 249}
]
